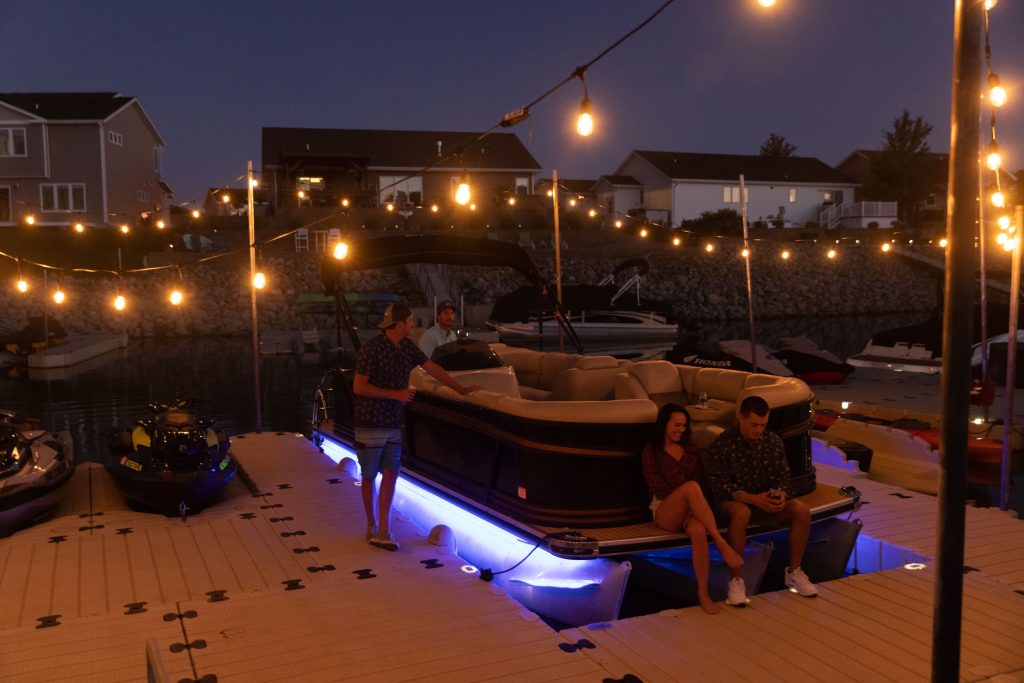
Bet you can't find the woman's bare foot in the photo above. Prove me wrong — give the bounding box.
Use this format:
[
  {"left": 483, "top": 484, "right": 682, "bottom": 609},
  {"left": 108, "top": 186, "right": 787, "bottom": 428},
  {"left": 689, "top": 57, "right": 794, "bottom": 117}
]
[
  {"left": 717, "top": 542, "right": 744, "bottom": 569},
  {"left": 698, "top": 593, "right": 721, "bottom": 615}
]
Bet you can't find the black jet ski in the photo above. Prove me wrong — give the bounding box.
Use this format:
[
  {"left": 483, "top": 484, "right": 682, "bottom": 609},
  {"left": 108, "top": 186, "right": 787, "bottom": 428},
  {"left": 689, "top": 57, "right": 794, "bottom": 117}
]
[
  {"left": 0, "top": 409, "right": 76, "bottom": 536},
  {"left": 105, "top": 400, "right": 237, "bottom": 517}
]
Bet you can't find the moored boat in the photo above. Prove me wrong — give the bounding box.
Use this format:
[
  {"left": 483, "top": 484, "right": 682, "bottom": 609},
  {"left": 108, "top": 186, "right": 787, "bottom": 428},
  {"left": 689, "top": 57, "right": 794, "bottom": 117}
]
[{"left": 0, "top": 409, "right": 76, "bottom": 536}]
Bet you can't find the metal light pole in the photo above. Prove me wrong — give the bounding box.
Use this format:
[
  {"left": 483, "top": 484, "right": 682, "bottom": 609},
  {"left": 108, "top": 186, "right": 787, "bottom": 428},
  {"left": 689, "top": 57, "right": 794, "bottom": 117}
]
[
  {"left": 552, "top": 169, "right": 564, "bottom": 352},
  {"left": 739, "top": 174, "right": 758, "bottom": 372},
  {"left": 934, "top": 2, "right": 983, "bottom": 680},
  {"left": 247, "top": 161, "right": 262, "bottom": 432}
]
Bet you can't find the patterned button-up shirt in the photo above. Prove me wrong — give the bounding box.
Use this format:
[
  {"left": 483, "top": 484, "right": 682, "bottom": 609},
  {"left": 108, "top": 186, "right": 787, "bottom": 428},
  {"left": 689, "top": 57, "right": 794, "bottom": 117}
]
[
  {"left": 641, "top": 442, "right": 701, "bottom": 500},
  {"left": 354, "top": 333, "right": 428, "bottom": 428},
  {"left": 705, "top": 425, "right": 793, "bottom": 504}
]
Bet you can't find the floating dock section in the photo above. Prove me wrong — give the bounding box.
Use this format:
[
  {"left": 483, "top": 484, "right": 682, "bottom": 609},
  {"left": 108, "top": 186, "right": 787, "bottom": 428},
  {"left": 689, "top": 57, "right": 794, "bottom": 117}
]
[{"left": 27, "top": 335, "right": 127, "bottom": 369}]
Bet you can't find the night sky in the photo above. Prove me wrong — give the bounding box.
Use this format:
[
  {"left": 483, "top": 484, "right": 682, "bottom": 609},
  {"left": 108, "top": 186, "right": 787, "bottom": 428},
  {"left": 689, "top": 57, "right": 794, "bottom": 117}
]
[{"left": 5, "top": 1, "right": 1022, "bottom": 205}]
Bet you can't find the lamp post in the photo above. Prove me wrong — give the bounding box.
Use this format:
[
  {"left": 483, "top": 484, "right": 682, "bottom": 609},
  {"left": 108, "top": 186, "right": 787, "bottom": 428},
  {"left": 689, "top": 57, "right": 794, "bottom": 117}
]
[{"left": 247, "top": 161, "right": 262, "bottom": 432}]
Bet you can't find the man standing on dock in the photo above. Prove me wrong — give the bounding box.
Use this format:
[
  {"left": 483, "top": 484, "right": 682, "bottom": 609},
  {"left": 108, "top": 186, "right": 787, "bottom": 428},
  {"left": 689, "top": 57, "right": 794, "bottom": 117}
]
[
  {"left": 418, "top": 300, "right": 458, "bottom": 359},
  {"left": 706, "top": 395, "right": 817, "bottom": 605},
  {"left": 353, "top": 302, "right": 479, "bottom": 551}
]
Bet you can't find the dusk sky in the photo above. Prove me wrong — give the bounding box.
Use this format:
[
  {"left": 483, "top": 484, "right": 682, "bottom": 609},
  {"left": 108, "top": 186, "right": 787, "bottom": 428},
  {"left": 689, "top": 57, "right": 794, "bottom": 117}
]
[{"left": 6, "top": 1, "right": 1023, "bottom": 206}]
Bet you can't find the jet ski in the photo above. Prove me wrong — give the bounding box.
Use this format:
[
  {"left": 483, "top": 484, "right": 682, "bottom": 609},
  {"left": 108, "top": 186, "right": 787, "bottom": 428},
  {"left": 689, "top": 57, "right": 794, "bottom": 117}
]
[
  {"left": 0, "top": 409, "right": 76, "bottom": 536},
  {"left": 105, "top": 400, "right": 237, "bottom": 517}
]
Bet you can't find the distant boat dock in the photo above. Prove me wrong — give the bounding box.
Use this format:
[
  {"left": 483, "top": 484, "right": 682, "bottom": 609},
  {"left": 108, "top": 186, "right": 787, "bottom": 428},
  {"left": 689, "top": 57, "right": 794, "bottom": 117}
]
[{"left": 0, "top": 433, "right": 1021, "bottom": 681}]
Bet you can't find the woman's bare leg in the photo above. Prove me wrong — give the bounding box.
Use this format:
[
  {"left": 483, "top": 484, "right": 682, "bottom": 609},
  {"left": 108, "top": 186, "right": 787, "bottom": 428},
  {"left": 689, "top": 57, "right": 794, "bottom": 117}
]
[
  {"left": 686, "top": 519, "right": 720, "bottom": 615},
  {"left": 679, "top": 481, "right": 743, "bottom": 569}
]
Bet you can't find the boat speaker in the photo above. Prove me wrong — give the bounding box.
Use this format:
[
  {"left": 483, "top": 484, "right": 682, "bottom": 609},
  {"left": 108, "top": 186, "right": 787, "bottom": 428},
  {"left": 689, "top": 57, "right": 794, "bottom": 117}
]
[{"left": 545, "top": 531, "right": 600, "bottom": 558}]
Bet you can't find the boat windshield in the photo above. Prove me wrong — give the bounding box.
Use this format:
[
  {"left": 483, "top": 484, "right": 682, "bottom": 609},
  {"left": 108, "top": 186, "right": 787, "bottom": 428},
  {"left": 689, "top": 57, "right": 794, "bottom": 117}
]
[{"left": 432, "top": 339, "right": 504, "bottom": 372}]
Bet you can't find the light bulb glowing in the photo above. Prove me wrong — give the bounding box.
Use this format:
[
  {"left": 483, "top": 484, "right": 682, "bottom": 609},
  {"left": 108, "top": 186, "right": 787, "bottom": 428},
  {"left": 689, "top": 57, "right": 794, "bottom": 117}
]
[
  {"left": 455, "top": 181, "right": 471, "bottom": 206},
  {"left": 992, "top": 190, "right": 1006, "bottom": 208},
  {"left": 156, "top": 220, "right": 166, "bottom": 229},
  {"left": 333, "top": 242, "right": 349, "bottom": 260},
  {"left": 169, "top": 289, "right": 183, "bottom": 305},
  {"left": 758, "top": 0, "right": 777, "bottom": 6},
  {"left": 469, "top": 203, "right": 476, "bottom": 211},
  {"left": 74, "top": 222, "right": 85, "bottom": 233},
  {"left": 588, "top": 209, "right": 596, "bottom": 218},
  {"left": 16, "top": 279, "right": 28, "bottom": 293},
  {"left": 576, "top": 97, "right": 593, "bottom": 137},
  {"left": 1005, "top": 237, "right": 1019, "bottom": 251},
  {"left": 985, "top": 0, "right": 997, "bottom": 10},
  {"left": 640, "top": 228, "right": 648, "bottom": 238},
  {"left": 614, "top": 220, "right": 622, "bottom": 228},
  {"left": 341, "top": 198, "right": 350, "bottom": 208},
  {"left": 191, "top": 209, "right": 200, "bottom": 219},
  {"left": 431, "top": 204, "right": 439, "bottom": 213},
  {"left": 546, "top": 190, "right": 553, "bottom": 198},
  {"left": 120, "top": 224, "right": 129, "bottom": 234},
  {"left": 989, "top": 80, "right": 1007, "bottom": 108},
  {"left": 741, "top": 248, "right": 750, "bottom": 258},
  {"left": 569, "top": 199, "right": 577, "bottom": 207},
  {"left": 881, "top": 243, "right": 891, "bottom": 252},
  {"left": 249, "top": 178, "right": 259, "bottom": 188},
  {"left": 298, "top": 190, "right": 306, "bottom": 199},
  {"left": 114, "top": 294, "right": 126, "bottom": 311},
  {"left": 25, "top": 214, "right": 35, "bottom": 225},
  {"left": 997, "top": 232, "right": 1007, "bottom": 245},
  {"left": 998, "top": 215, "right": 1011, "bottom": 230},
  {"left": 940, "top": 238, "right": 948, "bottom": 248},
  {"left": 781, "top": 250, "right": 790, "bottom": 260},
  {"left": 221, "top": 194, "right": 231, "bottom": 203},
  {"left": 672, "top": 236, "right": 681, "bottom": 247},
  {"left": 53, "top": 290, "right": 65, "bottom": 304},
  {"left": 827, "top": 249, "right": 837, "bottom": 259},
  {"left": 508, "top": 197, "right": 516, "bottom": 206},
  {"left": 705, "top": 243, "right": 714, "bottom": 253},
  {"left": 986, "top": 141, "right": 1002, "bottom": 171},
  {"left": 253, "top": 272, "right": 266, "bottom": 289}
]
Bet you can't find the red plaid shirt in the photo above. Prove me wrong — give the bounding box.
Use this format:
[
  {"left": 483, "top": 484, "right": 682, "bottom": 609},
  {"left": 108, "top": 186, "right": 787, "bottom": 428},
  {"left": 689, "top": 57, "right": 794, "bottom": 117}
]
[{"left": 641, "top": 442, "right": 701, "bottom": 500}]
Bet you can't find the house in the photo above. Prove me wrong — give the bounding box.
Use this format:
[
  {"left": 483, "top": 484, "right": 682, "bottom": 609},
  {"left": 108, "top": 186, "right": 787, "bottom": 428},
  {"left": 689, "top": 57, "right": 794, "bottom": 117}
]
[
  {"left": 0, "top": 92, "right": 170, "bottom": 228},
  {"left": 260, "top": 128, "right": 541, "bottom": 210},
  {"left": 535, "top": 177, "right": 597, "bottom": 205},
  {"left": 202, "top": 186, "right": 270, "bottom": 217},
  {"left": 613, "top": 150, "right": 858, "bottom": 228},
  {"left": 836, "top": 149, "right": 1018, "bottom": 227},
  {"left": 593, "top": 175, "right": 643, "bottom": 218}
]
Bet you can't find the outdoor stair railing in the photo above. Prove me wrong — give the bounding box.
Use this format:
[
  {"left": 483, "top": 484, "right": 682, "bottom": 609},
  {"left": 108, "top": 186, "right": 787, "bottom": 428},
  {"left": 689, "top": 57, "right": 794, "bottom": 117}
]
[{"left": 819, "top": 201, "right": 898, "bottom": 229}]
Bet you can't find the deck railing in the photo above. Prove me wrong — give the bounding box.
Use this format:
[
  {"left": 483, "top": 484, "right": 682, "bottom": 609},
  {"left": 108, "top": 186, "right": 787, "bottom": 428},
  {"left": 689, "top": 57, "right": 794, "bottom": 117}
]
[{"left": 819, "top": 201, "right": 898, "bottom": 229}]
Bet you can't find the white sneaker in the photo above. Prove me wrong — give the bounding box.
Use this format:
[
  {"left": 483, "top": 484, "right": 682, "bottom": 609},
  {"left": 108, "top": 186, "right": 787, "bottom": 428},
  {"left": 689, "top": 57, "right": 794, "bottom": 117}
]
[
  {"left": 785, "top": 567, "right": 818, "bottom": 597},
  {"left": 726, "top": 577, "right": 748, "bottom": 606}
]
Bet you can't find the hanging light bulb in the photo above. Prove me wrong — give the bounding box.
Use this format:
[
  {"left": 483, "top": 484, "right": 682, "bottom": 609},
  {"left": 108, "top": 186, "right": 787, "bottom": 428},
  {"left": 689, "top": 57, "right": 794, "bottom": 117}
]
[
  {"left": 640, "top": 228, "right": 648, "bottom": 238},
  {"left": 988, "top": 73, "right": 1007, "bottom": 107},
  {"left": 16, "top": 278, "right": 28, "bottom": 293},
  {"left": 53, "top": 288, "right": 65, "bottom": 304},
  {"left": 508, "top": 197, "right": 517, "bottom": 206},
  {"left": 705, "top": 243, "right": 715, "bottom": 253},
  {"left": 24, "top": 214, "right": 35, "bottom": 225},
  {"left": 997, "top": 232, "right": 1008, "bottom": 245},
  {"left": 672, "top": 236, "right": 681, "bottom": 247},
  {"left": 998, "top": 215, "right": 1012, "bottom": 230},
  {"left": 386, "top": 202, "right": 394, "bottom": 212},
  {"left": 827, "top": 249, "right": 837, "bottom": 259},
  {"left": 253, "top": 272, "right": 267, "bottom": 289},
  {"left": 249, "top": 178, "right": 259, "bottom": 188},
  {"left": 985, "top": 0, "right": 998, "bottom": 10},
  {"left": 297, "top": 190, "right": 306, "bottom": 200},
  {"left": 986, "top": 140, "right": 1002, "bottom": 170},
  {"left": 940, "top": 237, "right": 949, "bottom": 248},
  {"left": 341, "top": 198, "right": 350, "bottom": 208},
  {"left": 431, "top": 204, "right": 439, "bottom": 213},
  {"left": 576, "top": 96, "right": 594, "bottom": 137},
  {"left": 1005, "top": 237, "right": 1019, "bottom": 251},
  {"left": 881, "top": 243, "right": 891, "bottom": 253},
  {"left": 333, "top": 241, "right": 349, "bottom": 260},
  {"left": 169, "top": 289, "right": 183, "bottom": 306},
  {"left": 120, "top": 224, "right": 130, "bottom": 234},
  {"left": 992, "top": 189, "right": 1006, "bottom": 208},
  {"left": 781, "top": 249, "right": 791, "bottom": 260},
  {"left": 758, "top": 0, "right": 777, "bottom": 6},
  {"left": 191, "top": 209, "right": 201, "bottom": 219},
  {"left": 113, "top": 293, "right": 126, "bottom": 311},
  {"left": 455, "top": 176, "right": 471, "bottom": 205},
  {"left": 614, "top": 220, "right": 623, "bottom": 228},
  {"left": 156, "top": 219, "right": 166, "bottom": 229},
  {"left": 221, "top": 193, "right": 231, "bottom": 203},
  {"left": 74, "top": 222, "right": 85, "bottom": 233}
]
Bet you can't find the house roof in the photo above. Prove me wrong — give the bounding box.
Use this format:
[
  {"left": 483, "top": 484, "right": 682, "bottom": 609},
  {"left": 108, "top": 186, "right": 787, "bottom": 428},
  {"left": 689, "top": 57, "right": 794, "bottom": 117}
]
[
  {"left": 629, "top": 150, "right": 855, "bottom": 185},
  {"left": 262, "top": 127, "right": 541, "bottom": 171},
  {"left": 0, "top": 92, "right": 135, "bottom": 120},
  {"left": 838, "top": 149, "right": 1017, "bottom": 190},
  {"left": 596, "top": 175, "right": 641, "bottom": 187}
]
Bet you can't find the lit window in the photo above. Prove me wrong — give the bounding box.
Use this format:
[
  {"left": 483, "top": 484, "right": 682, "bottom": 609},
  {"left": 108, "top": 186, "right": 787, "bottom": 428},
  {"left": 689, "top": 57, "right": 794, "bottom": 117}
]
[
  {"left": 789, "top": 188, "right": 797, "bottom": 203},
  {"left": 723, "top": 187, "right": 747, "bottom": 203},
  {"left": 41, "top": 183, "right": 87, "bottom": 212},
  {"left": 379, "top": 175, "right": 423, "bottom": 205},
  {"left": 515, "top": 176, "right": 530, "bottom": 196},
  {"left": 296, "top": 177, "right": 325, "bottom": 191},
  {"left": 0, "top": 128, "right": 26, "bottom": 157}
]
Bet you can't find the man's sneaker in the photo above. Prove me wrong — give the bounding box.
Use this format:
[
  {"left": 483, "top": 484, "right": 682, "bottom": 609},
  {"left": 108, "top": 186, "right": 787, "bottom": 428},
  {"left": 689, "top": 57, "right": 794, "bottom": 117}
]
[
  {"left": 726, "top": 577, "right": 748, "bottom": 606},
  {"left": 784, "top": 567, "right": 818, "bottom": 597},
  {"left": 365, "top": 525, "right": 377, "bottom": 542},
  {"left": 369, "top": 531, "right": 399, "bottom": 551}
]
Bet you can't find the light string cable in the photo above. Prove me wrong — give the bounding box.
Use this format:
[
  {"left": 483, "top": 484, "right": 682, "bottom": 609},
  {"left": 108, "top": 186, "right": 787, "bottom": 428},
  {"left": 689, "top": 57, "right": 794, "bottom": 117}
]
[{"left": 983, "top": 1, "right": 1014, "bottom": 251}]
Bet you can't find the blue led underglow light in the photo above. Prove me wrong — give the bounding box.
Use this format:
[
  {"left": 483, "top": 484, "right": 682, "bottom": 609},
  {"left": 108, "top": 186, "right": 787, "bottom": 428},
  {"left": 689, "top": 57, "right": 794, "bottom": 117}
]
[{"left": 319, "top": 438, "right": 356, "bottom": 464}]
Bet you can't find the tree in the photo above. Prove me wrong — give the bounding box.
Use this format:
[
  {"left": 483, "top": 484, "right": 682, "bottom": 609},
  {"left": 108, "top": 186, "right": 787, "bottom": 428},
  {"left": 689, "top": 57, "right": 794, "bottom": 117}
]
[
  {"left": 865, "top": 110, "right": 934, "bottom": 225},
  {"left": 759, "top": 133, "right": 797, "bottom": 158}
]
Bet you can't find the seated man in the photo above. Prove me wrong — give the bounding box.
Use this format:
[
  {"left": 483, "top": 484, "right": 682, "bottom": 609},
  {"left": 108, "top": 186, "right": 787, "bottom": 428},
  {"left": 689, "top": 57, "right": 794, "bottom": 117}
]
[
  {"left": 418, "top": 300, "right": 458, "bottom": 359},
  {"left": 705, "top": 395, "right": 816, "bottom": 605}
]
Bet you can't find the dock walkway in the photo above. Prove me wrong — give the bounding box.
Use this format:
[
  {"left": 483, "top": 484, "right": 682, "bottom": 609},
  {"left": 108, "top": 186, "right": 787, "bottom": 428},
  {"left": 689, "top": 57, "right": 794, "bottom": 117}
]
[{"left": 0, "top": 434, "right": 1021, "bottom": 681}]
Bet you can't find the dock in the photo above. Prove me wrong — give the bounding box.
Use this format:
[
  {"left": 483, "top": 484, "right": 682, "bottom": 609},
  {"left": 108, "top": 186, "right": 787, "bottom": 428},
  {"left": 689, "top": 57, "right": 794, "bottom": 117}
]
[
  {"left": 0, "top": 434, "right": 1021, "bottom": 681},
  {"left": 27, "top": 335, "right": 127, "bottom": 369}
]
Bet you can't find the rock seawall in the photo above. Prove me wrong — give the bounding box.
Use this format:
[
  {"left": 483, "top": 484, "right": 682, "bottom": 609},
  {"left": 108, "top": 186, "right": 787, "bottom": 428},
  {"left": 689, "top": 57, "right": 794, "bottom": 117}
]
[{"left": 0, "top": 244, "right": 940, "bottom": 338}]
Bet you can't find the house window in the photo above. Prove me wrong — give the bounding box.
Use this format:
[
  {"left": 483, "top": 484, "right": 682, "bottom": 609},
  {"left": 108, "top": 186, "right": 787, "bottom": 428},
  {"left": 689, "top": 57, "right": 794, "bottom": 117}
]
[
  {"left": 379, "top": 175, "right": 423, "bottom": 205},
  {"left": 296, "top": 176, "right": 325, "bottom": 191},
  {"left": 137, "top": 190, "right": 150, "bottom": 202},
  {"left": 153, "top": 148, "right": 160, "bottom": 172},
  {"left": 40, "top": 183, "right": 86, "bottom": 212},
  {"left": 789, "top": 188, "right": 797, "bottom": 203},
  {"left": 0, "top": 187, "right": 10, "bottom": 222},
  {"left": 723, "top": 186, "right": 748, "bottom": 203},
  {"left": 515, "top": 176, "right": 530, "bottom": 196},
  {"left": 107, "top": 131, "right": 123, "bottom": 145},
  {"left": 0, "top": 128, "right": 27, "bottom": 156}
]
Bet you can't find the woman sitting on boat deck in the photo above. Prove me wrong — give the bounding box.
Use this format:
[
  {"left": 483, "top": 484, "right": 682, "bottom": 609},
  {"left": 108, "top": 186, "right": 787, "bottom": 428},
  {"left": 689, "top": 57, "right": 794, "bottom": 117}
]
[{"left": 641, "top": 402, "right": 744, "bottom": 614}]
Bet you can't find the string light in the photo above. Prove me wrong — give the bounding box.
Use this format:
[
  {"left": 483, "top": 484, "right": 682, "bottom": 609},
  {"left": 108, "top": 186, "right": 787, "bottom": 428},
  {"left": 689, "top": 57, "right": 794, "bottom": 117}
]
[
  {"left": 741, "top": 248, "right": 750, "bottom": 259},
  {"left": 252, "top": 272, "right": 267, "bottom": 290},
  {"left": 24, "top": 214, "right": 35, "bottom": 226},
  {"left": 705, "top": 243, "right": 715, "bottom": 253},
  {"left": 53, "top": 272, "right": 65, "bottom": 304},
  {"left": 991, "top": 189, "right": 1006, "bottom": 208},
  {"left": 614, "top": 220, "right": 622, "bottom": 228},
  {"left": 672, "top": 236, "right": 681, "bottom": 247},
  {"left": 169, "top": 289, "right": 183, "bottom": 306},
  {"left": 333, "top": 241, "right": 349, "bottom": 260},
  {"left": 588, "top": 209, "right": 596, "bottom": 218},
  {"left": 940, "top": 238, "right": 949, "bottom": 248},
  {"left": 881, "top": 243, "right": 891, "bottom": 253},
  {"left": 988, "top": 73, "right": 1007, "bottom": 107},
  {"left": 113, "top": 292, "right": 126, "bottom": 311},
  {"left": 156, "top": 220, "right": 166, "bottom": 229},
  {"left": 640, "top": 228, "right": 648, "bottom": 238},
  {"left": 781, "top": 249, "right": 791, "bottom": 260},
  {"left": 986, "top": 140, "right": 1002, "bottom": 170},
  {"left": 827, "top": 249, "right": 837, "bottom": 259},
  {"left": 221, "top": 193, "right": 231, "bottom": 203},
  {"left": 249, "top": 178, "right": 259, "bottom": 188},
  {"left": 431, "top": 204, "right": 439, "bottom": 213},
  {"left": 386, "top": 203, "right": 394, "bottom": 212},
  {"left": 455, "top": 176, "right": 471, "bottom": 206},
  {"left": 575, "top": 70, "right": 594, "bottom": 137},
  {"left": 341, "top": 198, "right": 350, "bottom": 208},
  {"left": 508, "top": 197, "right": 516, "bottom": 206},
  {"left": 297, "top": 190, "right": 306, "bottom": 200},
  {"left": 998, "top": 215, "right": 1011, "bottom": 230},
  {"left": 15, "top": 260, "right": 27, "bottom": 293},
  {"left": 74, "top": 222, "right": 85, "bottom": 233},
  {"left": 191, "top": 209, "right": 201, "bottom": 219},
  {"left": 120, "top": 224, "right": 130, "bottom": 235}
]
